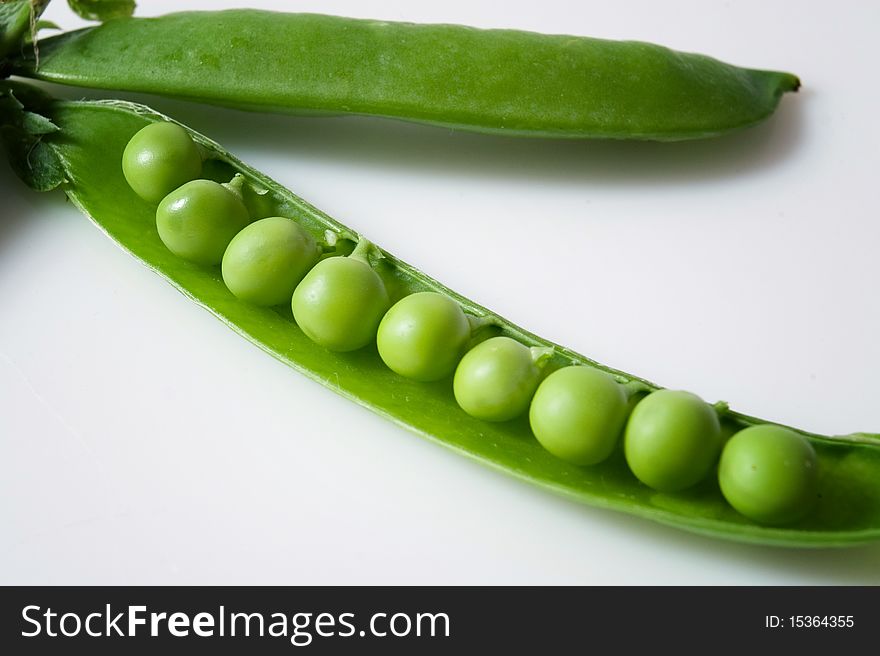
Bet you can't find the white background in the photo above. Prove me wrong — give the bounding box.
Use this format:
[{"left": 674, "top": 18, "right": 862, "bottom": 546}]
[{"left": 2, "top": 0, "right": 879, "bottom": 584}]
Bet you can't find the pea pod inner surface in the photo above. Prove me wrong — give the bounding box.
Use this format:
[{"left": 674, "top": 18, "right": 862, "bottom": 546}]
[
  {"left": 13, "top": 10, "right": 799, "bottom": 140},
  {"left": 3, "top": 87, "right": 877, "bottom": 547}
]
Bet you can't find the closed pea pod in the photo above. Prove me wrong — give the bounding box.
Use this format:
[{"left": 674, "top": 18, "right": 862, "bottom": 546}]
[{"left": 14, "top": 10, "right": 799, "bottom": 141}]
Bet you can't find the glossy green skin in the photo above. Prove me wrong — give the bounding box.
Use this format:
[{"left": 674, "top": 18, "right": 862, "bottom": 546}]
[
  {"left": 16, "top": 11, "right": 799, "bottom": 141},
  {"left": 529, "top": 366, "right": 629, "bottom": 466},
  {"left": 155, "top": 179, "right": 249, "bottom": 266},
  {"left": 377, "top": 292, "right": 470, "bottom": 382},
  {"left": 222, "top": 216, "right": 320, "bottom": 307},
  {"left": 122, "top": 122, "right": 201, "bottom": 203},
  {"left": 292, "top": 255, "right": 390, "bottom": 352},
  {"left": 7, "top": 90, "right": 880, "bottom": 546},
  {"left": 453, "top": 337, "right": 541, "bottom": 422},
  {"left": 719, "top": 425, "right": 819, "bottom": 525},
  {"left": 624, "top": 390, "right": 722, "bottom": 492}
]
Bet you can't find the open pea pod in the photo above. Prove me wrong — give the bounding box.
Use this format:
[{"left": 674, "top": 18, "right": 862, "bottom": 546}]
[
  {"left": 11, "top": 9, "right": 799, "bottom": 141},
  {"left": 2, "top": 82, "right": 878, "bottom": 547}
]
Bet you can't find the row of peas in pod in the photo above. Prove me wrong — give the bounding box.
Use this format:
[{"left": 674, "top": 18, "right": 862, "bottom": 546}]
[{"left": 122, "top": 122, "right": 820, "bottom": 527}]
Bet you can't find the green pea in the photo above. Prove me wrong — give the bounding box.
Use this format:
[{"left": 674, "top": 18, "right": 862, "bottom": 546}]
[
  {"left": 718, "top": 425, "right": 818, "bottom": 525},
  {"left": 376, "top": 292, "right": 470, "bottom": 382},
  {"left": 529, "top": 366, "right": 629, "bottom": 466},
  {"left": 221, "top": 217, "right": 320, "bottom": 306},
  {"left": 122, "top": 122, "right": 201, "bottom": 203},
  {"left": 454, "top": 336, "right": 543, "bottom": 422},
  {"left": 291, "top": 249, "right": 389, "bottom": 352},
  {"left": 623, "top": 389, "right": 722, "bottom": 492},
  {"left": 155, "top": 179, "right": 250, "bottom": 266}
]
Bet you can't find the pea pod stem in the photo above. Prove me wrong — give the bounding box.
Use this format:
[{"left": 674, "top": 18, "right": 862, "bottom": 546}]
[
  {"left": 530, "top": 346, "right": 556, "bottom": 368},
  {"left": 318, "top": 232, "right": 339, "bottom": 254},
  {"left": 622, "top": 379, "right": 652, "bottom": 399},
  {"left": 465, "top": 313, "right": 497, "bottom": 334},
  {"left": 348, "top": 237, "right": 378, "bottom": 265},
  {"left": 713, "top": 400, "right": 732, "bottom": 416},
  {"left": 221, "top": 172, "right": 246, "bottom": 200}
]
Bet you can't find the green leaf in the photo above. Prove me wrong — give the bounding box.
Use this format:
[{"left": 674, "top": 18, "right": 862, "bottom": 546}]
[
  {"left": 1, "top": 1, "right": 51, "bottom": 65},
  {"left": 22, "top": 19, "right": 62, "bottom": 46},
  {"left": 67, "top": 0, "right": 135, "bottom": 22},
  {"left": 0, "top": 124, "right": 64, "bottom": 190},
  {"left": 34, "top": 18, "right": 60, "bottom": 30},
  {"left": 20, "top": 136, "right": 63, "bottom": 188},
  {"left": 0, "top": 1, "right": 33, "bottom": 60},
  {"left": 0, "top": 83, "right": 63, "bottom": 190},
  {"left": 22, "top": 108, "right": 59, "bottom": 134}
]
